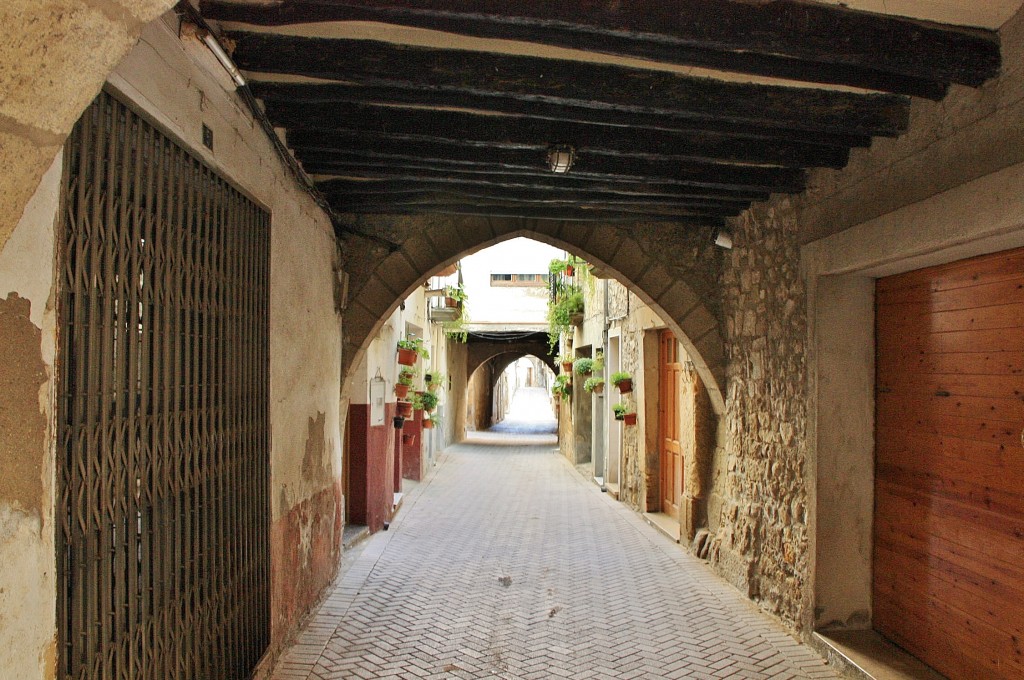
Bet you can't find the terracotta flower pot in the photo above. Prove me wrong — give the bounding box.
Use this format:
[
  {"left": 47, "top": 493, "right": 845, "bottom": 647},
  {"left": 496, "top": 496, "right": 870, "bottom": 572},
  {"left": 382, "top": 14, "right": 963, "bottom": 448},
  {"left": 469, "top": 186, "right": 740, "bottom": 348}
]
[
  {"left": 402, "top": 434, "right": 416, "bottom": 446},
  {"left": 616, "top": 379, "right": 633, "bottom": 394},
  {"left": 561, "top": 361, "right": 573, "bottom": 373},
  {"left": 565, "top": 265, "right": 575, "bottom": 276},
  {"left": 593, "top": 383, "right": 604, "bottom": 394},
  {"left": 427, "top": 383, "right": 439, "bottom": 392},
  {"left": 445, "top": 296, "right": 458, "bottom": 308},
  {"left": 422, "top": 419, "right": 434, "bottom": 430},
  {"left": 394, "top": 383, "right": 410, "bottom": 399},
  {"left": 396, "top": 401, "right": 413, "bottom": 418},
  {"left": 623, "top": 413, "right": 638, "bottom": 426},
  {"left": 397, "top": 347, "right": 418, "bottom": 366}
]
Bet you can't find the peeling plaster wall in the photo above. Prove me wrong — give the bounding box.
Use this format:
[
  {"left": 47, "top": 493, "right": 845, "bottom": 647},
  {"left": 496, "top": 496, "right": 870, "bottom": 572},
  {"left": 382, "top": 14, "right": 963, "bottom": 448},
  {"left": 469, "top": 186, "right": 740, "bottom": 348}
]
[
  {"left": 2, "top": 13, "right": 345, "bottom": 676},
  {"left": 0, "top": 155, "right": 62, "bottom": 680}
]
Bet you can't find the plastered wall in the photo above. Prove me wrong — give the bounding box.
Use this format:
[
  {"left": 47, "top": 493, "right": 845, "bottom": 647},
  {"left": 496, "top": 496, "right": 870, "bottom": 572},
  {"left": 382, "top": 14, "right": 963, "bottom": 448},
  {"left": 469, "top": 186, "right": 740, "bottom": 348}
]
[{"left": 0, "top": 12, "right": 345, "bottom": 677}]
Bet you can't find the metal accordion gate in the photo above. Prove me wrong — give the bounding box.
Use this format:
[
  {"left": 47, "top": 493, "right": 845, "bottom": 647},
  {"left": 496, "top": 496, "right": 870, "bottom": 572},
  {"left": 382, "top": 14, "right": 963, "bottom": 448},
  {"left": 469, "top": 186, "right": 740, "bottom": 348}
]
[{"left": 56, "top": 90, "right": 270, "bottom": 679}]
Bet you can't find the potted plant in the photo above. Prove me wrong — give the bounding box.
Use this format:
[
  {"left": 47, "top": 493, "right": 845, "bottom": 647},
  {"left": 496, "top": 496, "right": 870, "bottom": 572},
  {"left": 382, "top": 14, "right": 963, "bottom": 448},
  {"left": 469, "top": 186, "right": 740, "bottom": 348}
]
[
  {"left": 397, "top": 337, "right": 428, "bottom": 366},
  {"left": 558, "top": 354, "right": 574, "bottom": 373},
  {"left": 573, "top": 357, "right": 595, "bottom": 376},
  {"left": 584, "top": 377, "right": 605, "bottom": 394},
  {"left": 444, "top": 284, "right": 468, "bottom": 309},
  {"left": 422, "top": 415, "right": 435, "bottom": 430},
  {"left": 551, "top": 373, "right": 572, "bottom": 401},
  {"left": 611, "top": 371, "right": 633, "bottom": 394},
  {"left": 418, "top": 390, "right": 439, "bottom": 413},
  {"left": 613, "top": 402, "right": 637, "bottom": 425},
  {"left": 426, "top": 372, "right": 444, "bottom": 392},
  {"left": 396, "top": 400, "right": 414, "bottom": 418},
  {"left": 393, "top": 415, "right": 405, "bottom": 429},
  {"left": 395, "top": 368, "right": 415, "bottom": 398},
  {"left": 402, "top": 432, "right": 416, "bottom": 446}
]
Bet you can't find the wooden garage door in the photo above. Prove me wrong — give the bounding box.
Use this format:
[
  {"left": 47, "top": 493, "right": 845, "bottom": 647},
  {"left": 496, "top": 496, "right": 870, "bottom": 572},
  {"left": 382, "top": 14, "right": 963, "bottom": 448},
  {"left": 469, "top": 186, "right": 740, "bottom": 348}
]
[{"left": 874, "top": 248, "right": 1024, "bottom": 680}]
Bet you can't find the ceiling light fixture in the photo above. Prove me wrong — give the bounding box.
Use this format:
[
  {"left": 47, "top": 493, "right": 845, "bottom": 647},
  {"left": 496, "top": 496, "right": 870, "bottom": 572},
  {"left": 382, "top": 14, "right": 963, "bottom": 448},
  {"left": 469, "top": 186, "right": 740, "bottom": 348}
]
[{"left": 547, "top": 145, "right": 575, "bottom": 173}]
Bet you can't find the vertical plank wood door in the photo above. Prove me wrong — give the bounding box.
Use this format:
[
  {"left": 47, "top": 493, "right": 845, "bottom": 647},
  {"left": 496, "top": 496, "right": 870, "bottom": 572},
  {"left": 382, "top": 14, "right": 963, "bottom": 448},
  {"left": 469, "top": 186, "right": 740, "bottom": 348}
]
[
  {"left": 875, "top": 247, "right": 1024, "bottom": 680},
  {"left": 659, "top": 330, "right": 684, "bottom": 518}
]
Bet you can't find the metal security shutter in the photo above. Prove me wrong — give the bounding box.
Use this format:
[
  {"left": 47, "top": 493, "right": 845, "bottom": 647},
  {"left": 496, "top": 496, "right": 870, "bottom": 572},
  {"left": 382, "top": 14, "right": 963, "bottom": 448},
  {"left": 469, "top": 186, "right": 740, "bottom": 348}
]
[{"left": 56, "top": 90, "right": 270, "bottom": 679}]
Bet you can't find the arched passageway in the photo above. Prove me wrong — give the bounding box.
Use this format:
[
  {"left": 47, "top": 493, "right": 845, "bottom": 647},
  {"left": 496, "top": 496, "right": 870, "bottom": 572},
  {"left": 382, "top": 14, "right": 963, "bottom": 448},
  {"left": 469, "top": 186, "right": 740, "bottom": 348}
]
[{"left": 340, "top": 221, "right": 727, "bottom": 416}]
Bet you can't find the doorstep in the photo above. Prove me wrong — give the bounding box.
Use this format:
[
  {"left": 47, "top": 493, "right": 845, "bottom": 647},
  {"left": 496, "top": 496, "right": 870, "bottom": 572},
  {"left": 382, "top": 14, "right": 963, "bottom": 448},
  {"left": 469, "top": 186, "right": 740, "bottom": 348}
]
[
  {"left": 604, "top": 482, "right": 620, "bottom": 499},
  {"left": 342, "top": 524, "right": 369, "bottom": 549},
  {"left": 643, "top": 512, "right": 681, "bottom": 543},
  {"left": 812, "top": 630, "right": 945, "bottom": 680}
]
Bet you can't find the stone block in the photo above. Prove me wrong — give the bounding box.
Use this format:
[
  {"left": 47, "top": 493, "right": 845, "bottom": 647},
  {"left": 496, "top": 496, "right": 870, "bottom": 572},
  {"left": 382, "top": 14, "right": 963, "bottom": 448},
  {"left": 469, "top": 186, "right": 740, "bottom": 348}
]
[
  {"left": 0, "top": 135, "right": 60, "bottom": 255},
  {"left": 0, "top": 0, "right": 152, "bottom": 134},
  {"left": 635, "top": 263, "right": 674, "bottom": 300}
]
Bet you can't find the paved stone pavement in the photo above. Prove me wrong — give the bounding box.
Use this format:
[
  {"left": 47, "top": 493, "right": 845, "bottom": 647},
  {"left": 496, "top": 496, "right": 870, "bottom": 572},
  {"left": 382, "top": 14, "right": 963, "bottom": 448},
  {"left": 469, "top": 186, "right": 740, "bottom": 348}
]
[{"left": 270, "top": 396, "right": 838, "bottom": 680}]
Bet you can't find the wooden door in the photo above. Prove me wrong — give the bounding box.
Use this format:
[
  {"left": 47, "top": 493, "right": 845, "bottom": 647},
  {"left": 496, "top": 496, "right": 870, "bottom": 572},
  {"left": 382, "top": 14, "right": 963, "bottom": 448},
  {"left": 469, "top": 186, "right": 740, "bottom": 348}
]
[
  {"left": 659, "top": 331, "right": 684, "bottom": 517},
  {"left": 874, "top": 247, "right": 1024, "bottom": 680}
]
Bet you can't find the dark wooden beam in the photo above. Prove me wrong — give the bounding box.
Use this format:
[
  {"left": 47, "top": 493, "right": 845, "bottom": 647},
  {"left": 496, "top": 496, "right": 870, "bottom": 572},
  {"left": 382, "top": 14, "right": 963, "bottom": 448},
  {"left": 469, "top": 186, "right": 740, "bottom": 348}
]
[
  {"left": 326, "top": 190, "right": 747, "bottom": 213},
  {"left": 295, "top": 146, "right": 806, "bottom": 192},
  {"left": 229, "top": 33, "right": 909, "bottom": 137},
  {"left": 250, "top": 81, "right": 873, "bottom": 148},
  {"left": 336, "top": 204, "right": 726, "bottom": 225},
  {"left": 337, "top": 199, "right": 735, "bottom": 219},
  {"left": 315, "top": 176, "right": 770, "bottom": 203},
  {"left": 271, "top": 104, "right": 849, "bottom": 169},
  {"left": 202, "top": 0, "right": 1002, "bottom": 96},
  {"left": 320, "top": 185, "right": 753, "bottom": 208},
  {"left": 303, "top": 157, "right": 802, "bottom": 193}
]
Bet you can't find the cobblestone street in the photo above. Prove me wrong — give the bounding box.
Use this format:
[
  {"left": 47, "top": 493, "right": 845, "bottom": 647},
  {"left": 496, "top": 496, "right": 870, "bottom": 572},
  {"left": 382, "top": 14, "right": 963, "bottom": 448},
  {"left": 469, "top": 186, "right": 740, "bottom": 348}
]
[{"left": 270, "top": 390, "right": 837, "bottom": 680}]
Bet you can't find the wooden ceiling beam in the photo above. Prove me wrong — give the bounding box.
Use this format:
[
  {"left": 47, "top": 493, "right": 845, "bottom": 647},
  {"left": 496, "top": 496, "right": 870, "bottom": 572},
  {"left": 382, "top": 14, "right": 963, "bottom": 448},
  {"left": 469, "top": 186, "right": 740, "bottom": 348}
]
[
  {"left": 250, "top": 81, "right": 873, "bottom": 148},
  {"left": 303, "top": 157, "right": 800, "bottom": 192},
  {"left": 228, "top": 33, "right": 910, "bottom": 137},
  {"left": 338, "top": 199, "right": 735, "bottom": 218},
  {"left": 315, "top": 176, "right": 770, "bottom": 203},
  {"left": 337, "top": 204, "right": 727, "bottom": 225},
  {"left": 325, "top": 190, "right": 748, "bottom": 212},
  {"left": 295, "top": 147, "right": 806, "bottom": 192},
  {"left": 202, "top": 0, "right": 1001, "bottom": 96},
  {"left": 271, "top": 104, "right": 849, "bottom": 169}
]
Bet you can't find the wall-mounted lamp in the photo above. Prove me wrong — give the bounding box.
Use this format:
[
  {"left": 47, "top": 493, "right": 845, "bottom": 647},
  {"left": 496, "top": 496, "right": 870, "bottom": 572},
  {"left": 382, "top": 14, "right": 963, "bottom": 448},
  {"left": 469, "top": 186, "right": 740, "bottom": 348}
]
[
  {"left": 547, "top": 145, "right": 576, "bottom": 173},
  {"left": 202, "top": 30, "right": 246, "bottom": 88},
  {"left": 714, "top": 228, "right": 734, "bottom": 249}
]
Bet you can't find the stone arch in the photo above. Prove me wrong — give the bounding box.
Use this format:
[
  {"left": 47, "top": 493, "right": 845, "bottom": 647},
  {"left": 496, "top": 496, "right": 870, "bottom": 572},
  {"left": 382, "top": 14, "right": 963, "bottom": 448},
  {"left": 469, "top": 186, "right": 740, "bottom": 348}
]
[
  {"left": 341, "top": 215, "right": 726, "bottom": 414},
  {"left": 466, "top": 343, "right": 556, "bottom": 380}
]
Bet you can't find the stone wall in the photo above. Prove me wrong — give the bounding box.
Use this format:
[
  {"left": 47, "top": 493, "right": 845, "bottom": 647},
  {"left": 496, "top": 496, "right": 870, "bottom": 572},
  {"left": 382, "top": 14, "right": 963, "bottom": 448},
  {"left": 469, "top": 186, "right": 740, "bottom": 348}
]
[{"left": 712, "top": 199, "right": 809, "bottom": 631}]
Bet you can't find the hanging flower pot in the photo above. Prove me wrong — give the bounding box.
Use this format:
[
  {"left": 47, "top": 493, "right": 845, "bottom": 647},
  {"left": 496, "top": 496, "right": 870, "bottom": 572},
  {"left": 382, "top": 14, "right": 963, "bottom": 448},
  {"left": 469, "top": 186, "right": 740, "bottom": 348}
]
[
  {"left": 422, "top": 419, "right": 435, "bottom": 430},
  {"left": 393, "top": 416, "right": 405, "bottom": 429},
  {"left": 402, "top": 433, "right": 416, "bottom": 446},
  {"left": 593, "top": 383, "right": 604, "bottom": 394},
  {"left": 561, "top": 361, "right": 573, "bottom": 373},
  {"left": 445, "top": 296, "right": 458, "bottom": 308},
  {"left": 397, "top": 347, "right": 418, "bottom": 366},
  {"left": 565, "top": 264, "right": 575, "bottom": 276},
  {"left": 394, "top": 383, "right": 410, "bottom": 399},
  {"left": 396, "top": 401, "right": 414, "bottom": 418},
  {"left": 623, "top": 413, "right": 638, "bottom": 426},
  {"left": 617, "top": 379, "right": 633, "bottom": 394}
]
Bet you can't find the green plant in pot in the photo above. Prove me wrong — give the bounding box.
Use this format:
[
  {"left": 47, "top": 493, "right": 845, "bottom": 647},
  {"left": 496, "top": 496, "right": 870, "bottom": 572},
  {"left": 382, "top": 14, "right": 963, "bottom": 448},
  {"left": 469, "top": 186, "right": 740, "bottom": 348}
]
[
  {"left": 551, "top": 373, "right": 572, "bottom": 400},
  {"left": 547, "top": 291, "right": 584, "bottom": 351},
  {"left": 612, "top": 402, "right": 637, "bottom": 424},
  {"left": 426, "top": 372, "right": 444, "bottom": 392},
  {"left": 418, "top": 390, "right": 439, "bottom": 413},
  {"left": 557, "top": 354, "right": 574, "bottom": 373},
  {"left": 395, "top": 368, "right": 415, "bottom": 398},
  {"left": 583, "top": 377, "right": 605, "bottom": 394},
  {"left": 611, "top": 371, "right": 633, "bottom": 394},
  {"left": 397, "top": 336, "right": 429, "bottom": 365},
  {"left": 573, "top": 357, "right": 595, "bottom": 376},
  {"left": 444, "top": 284, "right": 468, "bottom": 308}
]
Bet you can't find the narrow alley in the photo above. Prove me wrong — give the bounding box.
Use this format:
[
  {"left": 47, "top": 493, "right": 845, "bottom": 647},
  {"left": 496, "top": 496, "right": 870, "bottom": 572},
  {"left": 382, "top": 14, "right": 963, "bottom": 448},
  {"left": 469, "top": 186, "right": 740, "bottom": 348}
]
[{"left": 271, "top": 388, "right": 836, "bottom": 680}]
